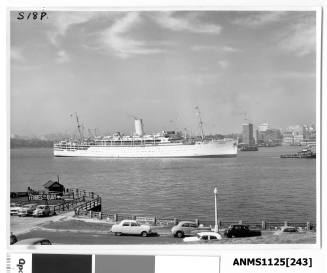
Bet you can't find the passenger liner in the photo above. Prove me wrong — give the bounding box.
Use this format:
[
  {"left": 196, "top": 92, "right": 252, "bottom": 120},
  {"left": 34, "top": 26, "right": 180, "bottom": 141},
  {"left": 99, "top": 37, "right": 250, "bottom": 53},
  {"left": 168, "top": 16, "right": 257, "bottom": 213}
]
[{"left": 53, "top": 114, "right": 238, "bottom": 158}]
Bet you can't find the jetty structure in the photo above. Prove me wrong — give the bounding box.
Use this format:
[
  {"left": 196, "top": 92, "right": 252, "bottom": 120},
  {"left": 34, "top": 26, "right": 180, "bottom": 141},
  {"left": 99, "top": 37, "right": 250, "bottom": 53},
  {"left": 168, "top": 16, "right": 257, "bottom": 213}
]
[
  {"left": 53, "top": 109, "right": 238, "bottom": 158},
  {"left": 10, "top": 178, "right": 101, "bottom": 216}
]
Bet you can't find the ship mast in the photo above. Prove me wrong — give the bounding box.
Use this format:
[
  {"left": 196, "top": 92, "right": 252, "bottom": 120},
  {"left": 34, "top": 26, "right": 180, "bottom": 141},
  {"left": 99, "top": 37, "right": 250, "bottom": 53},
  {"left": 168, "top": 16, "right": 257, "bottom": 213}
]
[
  {"left": 71, "top": 112, "right": 83, "bottom": 141},
  {"left": 195, "top": 106, "right": 205, "bottom": 141}
]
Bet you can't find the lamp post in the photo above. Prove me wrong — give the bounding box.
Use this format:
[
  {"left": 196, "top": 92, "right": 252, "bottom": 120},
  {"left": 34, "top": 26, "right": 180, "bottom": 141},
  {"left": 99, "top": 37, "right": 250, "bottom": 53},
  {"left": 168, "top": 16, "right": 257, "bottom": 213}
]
[{"left": 214, "top": 187, "right": 218, "bottom": 232}]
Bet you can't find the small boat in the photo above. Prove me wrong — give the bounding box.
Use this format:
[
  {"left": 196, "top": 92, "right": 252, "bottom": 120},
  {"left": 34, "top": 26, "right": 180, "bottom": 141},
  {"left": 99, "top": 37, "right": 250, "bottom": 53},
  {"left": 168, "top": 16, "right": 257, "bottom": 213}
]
[{"left": 280, "top": 146, "right": 316, "bottom": 158}]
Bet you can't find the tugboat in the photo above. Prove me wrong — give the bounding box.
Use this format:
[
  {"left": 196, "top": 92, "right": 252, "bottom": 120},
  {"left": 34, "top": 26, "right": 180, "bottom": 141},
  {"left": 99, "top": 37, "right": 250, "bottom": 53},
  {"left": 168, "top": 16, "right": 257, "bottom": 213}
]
[{"left": 280, "top": 145, "right": 316, "bottom": 159}]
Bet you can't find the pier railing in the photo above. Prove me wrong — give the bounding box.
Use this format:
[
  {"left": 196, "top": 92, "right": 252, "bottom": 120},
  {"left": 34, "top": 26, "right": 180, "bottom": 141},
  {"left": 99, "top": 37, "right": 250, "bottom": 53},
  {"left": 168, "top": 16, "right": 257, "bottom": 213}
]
[
  {"left": 65, "top": 188, "right": 99, "bottom": 199},
  {"left": 11, "top": 187, "right": 101, "bottom": 215},
  {"left": 51, "top": 196, "right": 86, "bottom": 214}
]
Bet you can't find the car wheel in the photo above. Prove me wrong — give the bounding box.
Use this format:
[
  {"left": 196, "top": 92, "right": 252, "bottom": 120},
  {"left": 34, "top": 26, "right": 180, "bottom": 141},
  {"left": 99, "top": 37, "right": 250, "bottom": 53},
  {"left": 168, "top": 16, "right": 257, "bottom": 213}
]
[
  {"left": 176, "top": 231, "right": 184, "bottom": 238},
  {"left": 114, "top": 232, "right": 122, "bottom": 236},
  {"left": 141, "top": 231, "right": 148, "bottom": 237}
]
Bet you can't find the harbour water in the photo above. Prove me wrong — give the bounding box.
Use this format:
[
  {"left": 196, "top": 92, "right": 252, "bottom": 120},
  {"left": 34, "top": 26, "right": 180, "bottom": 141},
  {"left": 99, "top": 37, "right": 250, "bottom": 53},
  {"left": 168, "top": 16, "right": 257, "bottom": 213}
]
[{"left": 10, "top": 146, "right": 316, "bottom": 224}]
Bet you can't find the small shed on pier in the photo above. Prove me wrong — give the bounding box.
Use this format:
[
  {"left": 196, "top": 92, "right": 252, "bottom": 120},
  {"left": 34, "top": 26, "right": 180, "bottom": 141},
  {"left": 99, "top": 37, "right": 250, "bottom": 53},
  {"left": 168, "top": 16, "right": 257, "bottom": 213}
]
[{"left": 43, "top": 180, "right": 64, "bottom": 193}]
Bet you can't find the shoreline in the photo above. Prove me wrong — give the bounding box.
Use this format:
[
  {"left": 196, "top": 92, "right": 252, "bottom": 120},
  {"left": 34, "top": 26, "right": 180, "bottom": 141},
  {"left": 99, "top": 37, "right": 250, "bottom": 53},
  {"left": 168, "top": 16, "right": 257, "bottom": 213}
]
[{"left": 10, "top": 212, "right": 75, "bottom": 236}]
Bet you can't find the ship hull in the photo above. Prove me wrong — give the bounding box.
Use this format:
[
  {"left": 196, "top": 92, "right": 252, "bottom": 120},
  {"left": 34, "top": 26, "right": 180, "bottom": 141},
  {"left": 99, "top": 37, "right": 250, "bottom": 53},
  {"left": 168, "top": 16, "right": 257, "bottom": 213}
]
[{"left": 54, "top": 140, "right": 237, "bottom": 158}]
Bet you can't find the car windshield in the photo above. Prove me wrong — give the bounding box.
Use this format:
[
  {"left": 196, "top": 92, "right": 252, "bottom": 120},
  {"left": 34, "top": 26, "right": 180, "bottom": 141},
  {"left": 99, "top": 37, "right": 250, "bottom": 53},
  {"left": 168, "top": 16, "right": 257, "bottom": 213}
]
[
  {"left": 40, "top": 240, "right": 51, "bottom": 245},
  {"left": 284, "top": 227, "right": 296, "bottom": 232}
]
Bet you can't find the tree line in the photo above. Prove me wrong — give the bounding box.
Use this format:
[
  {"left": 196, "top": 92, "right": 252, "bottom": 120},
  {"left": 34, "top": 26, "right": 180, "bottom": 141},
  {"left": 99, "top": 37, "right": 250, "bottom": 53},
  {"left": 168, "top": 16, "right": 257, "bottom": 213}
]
[{"left": 11, "top": 138, "right": 53, "bottom": 148}]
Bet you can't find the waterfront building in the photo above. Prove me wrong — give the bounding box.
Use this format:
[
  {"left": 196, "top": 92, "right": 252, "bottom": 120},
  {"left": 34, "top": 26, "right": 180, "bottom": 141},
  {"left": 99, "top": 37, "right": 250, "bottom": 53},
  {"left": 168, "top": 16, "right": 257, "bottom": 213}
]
[
  {"left": 293, "top": 126, "right": 304, "bottom": 144},
  {"left": 282, "top": 126, "right": 302, "bottom": 145},
  {"left": 282, "top": 124, "right": 316, "bottom": 145},
  {"left": 242, "top": 123, "right": 255, "bottom": 145},
  {"left": 256, "top": 128, "right": 282, "bottom": 146},
  {"left": 302, "top": 124, "right": 316, "bottom": 145},
  {"left": 282, "top": 130, "right": 295, "bottom": 145}
]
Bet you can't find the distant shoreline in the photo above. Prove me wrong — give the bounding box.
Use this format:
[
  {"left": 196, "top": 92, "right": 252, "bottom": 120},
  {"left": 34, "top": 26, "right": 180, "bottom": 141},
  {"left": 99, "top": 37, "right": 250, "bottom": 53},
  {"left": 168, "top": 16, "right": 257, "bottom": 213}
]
[{"left": 10, "top": 138, "right": 53, "bottom": 148}]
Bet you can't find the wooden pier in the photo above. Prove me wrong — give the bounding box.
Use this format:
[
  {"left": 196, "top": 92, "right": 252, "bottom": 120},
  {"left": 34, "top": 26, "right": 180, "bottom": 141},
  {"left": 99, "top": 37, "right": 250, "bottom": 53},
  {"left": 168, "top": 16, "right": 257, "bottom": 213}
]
[{"left": 10, "top": 187, "right": 102, "bottom": 215}]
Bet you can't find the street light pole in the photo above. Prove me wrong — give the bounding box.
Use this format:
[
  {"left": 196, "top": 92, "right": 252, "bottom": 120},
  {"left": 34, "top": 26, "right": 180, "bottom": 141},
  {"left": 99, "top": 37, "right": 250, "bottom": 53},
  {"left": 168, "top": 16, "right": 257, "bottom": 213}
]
[{"left": 214, "top": 187, "right": 218, "bottom": 232}]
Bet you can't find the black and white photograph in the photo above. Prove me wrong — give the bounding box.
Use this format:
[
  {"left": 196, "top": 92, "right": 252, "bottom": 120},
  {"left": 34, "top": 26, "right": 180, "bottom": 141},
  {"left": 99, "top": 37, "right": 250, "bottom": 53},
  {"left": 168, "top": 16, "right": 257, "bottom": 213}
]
[{"left": 9, "top": 9, "right": 319, "bottom": 246}]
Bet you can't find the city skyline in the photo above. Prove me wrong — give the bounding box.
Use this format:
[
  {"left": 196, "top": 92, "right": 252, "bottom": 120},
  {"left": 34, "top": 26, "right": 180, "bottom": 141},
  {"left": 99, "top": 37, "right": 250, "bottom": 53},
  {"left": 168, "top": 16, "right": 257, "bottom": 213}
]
[
  {"left": 11, "top": 120, "right": 316, "bottom": 140},
  {"left": 11, "top": 10, "right": 317, "bottom": 136}
]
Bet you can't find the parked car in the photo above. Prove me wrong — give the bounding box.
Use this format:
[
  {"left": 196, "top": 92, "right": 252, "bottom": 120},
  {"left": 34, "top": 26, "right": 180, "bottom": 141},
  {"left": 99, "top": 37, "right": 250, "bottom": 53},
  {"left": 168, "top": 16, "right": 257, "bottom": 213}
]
[
  {"left": 14, "top": 238, "right": 52, "bottom": 245},
  {"left": 111, "top": 220, "right": 152, "bottom": 237},
  {"left": 17, "top": 204, "right": 38, "bottom": 217},
  {"left": 183, "top": 232, "right": 222, "bottom": 243},
  {"left": 171, "top": 221, "right": 210, "bottom": 238},
  {"left": 10, "top": 233, "right": 18, "bottom": 245},
  {"left": 10, "top": 203, "right": 22, "bottom": 216},
  {"left": 33, "top": 205, "right": 51, "bottom": 217},
  {"left": 224, "top": 224, "right": 262, "bottom": 238},
  {"left": 47, "top": 205, "right": 56, "bottom": 216},
  {"left": 274, "top": 226, "right": 299, "bottom": 235}
]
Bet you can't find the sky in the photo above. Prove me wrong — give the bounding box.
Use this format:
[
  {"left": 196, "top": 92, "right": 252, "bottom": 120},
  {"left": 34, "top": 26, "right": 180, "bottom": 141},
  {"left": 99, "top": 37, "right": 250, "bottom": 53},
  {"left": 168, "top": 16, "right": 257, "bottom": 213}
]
[{"left": 10, "top": 10, "right": 317, "bottom": 137}]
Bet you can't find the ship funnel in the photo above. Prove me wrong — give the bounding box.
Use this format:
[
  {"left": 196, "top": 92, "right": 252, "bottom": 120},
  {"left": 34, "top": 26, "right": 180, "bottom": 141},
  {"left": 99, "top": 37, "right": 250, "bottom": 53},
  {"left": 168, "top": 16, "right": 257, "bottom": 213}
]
[{"left": 134, "top": 119, "right": 144, "bottom": 136}]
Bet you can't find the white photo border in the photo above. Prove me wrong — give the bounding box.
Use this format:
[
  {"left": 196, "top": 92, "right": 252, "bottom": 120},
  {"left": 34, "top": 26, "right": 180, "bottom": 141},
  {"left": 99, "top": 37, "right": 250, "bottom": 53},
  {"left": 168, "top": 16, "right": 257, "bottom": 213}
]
[{"left": 5, "top": 3, "right": 323, "bottom": 259}]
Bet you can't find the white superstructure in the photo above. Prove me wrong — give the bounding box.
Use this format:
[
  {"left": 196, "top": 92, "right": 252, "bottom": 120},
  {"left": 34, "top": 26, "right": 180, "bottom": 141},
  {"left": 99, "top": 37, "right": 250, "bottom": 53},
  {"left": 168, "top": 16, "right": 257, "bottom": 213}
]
[{"left": 54, "top": 118, "right": 238, "bottom": 158}]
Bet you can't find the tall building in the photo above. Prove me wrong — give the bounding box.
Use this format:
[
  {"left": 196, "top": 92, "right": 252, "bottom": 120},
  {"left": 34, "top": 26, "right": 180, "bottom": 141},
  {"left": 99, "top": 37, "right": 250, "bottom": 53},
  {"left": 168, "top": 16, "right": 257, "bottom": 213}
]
[
  {"left": 242, "top": 123, "right": 255, "bottom": 145},
  {"left": 258, "top": 123, "right": 269, "bottom": 132}
]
